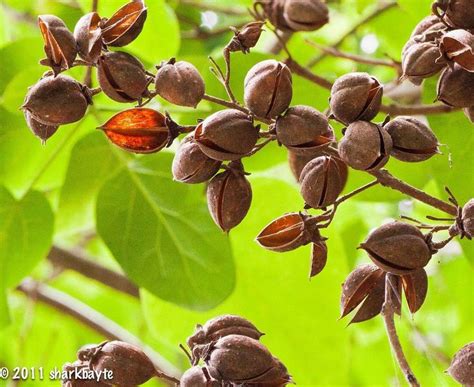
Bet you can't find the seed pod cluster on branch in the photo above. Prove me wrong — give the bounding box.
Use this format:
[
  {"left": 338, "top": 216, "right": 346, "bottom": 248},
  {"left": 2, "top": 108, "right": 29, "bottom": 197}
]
[
  {"left": 401, "top": 1, "right": 474, "bottom": 122},
  {"left": 182, "top": 315, "right": 292, "bottom": 386}
]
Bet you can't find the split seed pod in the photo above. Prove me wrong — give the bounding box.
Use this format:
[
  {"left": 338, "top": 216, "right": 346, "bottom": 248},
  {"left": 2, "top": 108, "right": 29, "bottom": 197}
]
[
  {"left": 38, "top": 15, "right": 77, "bottom": 75},
  {"left": 448, "top": 342, "right": 474, "bottom": 385},
  {"left": 299, "top": 156, "right": 348, "bottom": 209},
  {"left": 310, "top": 240, "right": 327, "bottom": 278},
  {"left": 180, "top": 366, "right": 220, "bottom": 387},
  {"left": 155, "top": 59, "right": 205, "bottom": 107},
  {"left": 456, "top": 199, "right": 474, "bottom": 239},
  {"left": 227, "top": 21, "right": 265, "bottom": 53},
  {"left": 172, "top": 134, "right": 221, "bottom": 184},
  {"left": 98, "top": 108, "right": 170, "bottom": 153},
  {"left": 78, "top": 341, "right": 156, "bottom": 385},
  {"left": 101, "top": 0, "right": 147, "bottom": 47},
  {"left": 439, "top": 30, "right": 474, "bottom": 73},
  {"left": 256, "top": 212, "right": 317, "bottom": 252},
  {"left": 434, "top": 0, "right": 474, "bottom": 29},
  {"left": 195, "top": 109, "right": 258, "bottom": 161},
  {"left": 401, "top": 268, "right": 428, "bottom": 314},
  {"left": 260, "top": 0, "right": 292, "bottom": 32},
  {"left": 275, "top": 105, "right": 335, "bottom": 155},
  {"left": 206, "top": 335, "right": 291, "bottom": 385},
  {"left": 360, "top": 221, "right": 432, "bottom": 275},
  {"left": 288, "top": 151, "right": 317, "bottom": 181},
  {"left": 62, "top": 361, "right": 110, "bottom": 387},
  {"left": 402, "top": 42, "right": 446, "bottom": 81},
  {"left": 187, "top": 315, "right": 263, "bottom": 364},
  {"left": 329, "top": 72, "right": 383, "bottom": 125},
  {"left": 73, "top": 12, "right": 102, "bottom": 64},
  {"left": 207, "top": 161, "right": 252, "bottom": 232},
  {"left": 22, "top": 75, "right": 90, "bottom": 126},
  {"left": 339, "top": 121, "right": 393, "bottom": 171},
  {"left": 97, "top": 51, "right": 149, "bottom": 103},
  {"left": 437, "top": 64, "right": 474, "bottom": 107},
  {"left": 244, "top": 60, "right": 293, "bottom": 119},
  {"left": 384, "top": 116, "right": 439, "bottom": 162},
  {"left": 24, "top": 110, "right": 59, "bottom": 142},
  {"left": 283, "top": 0, "right": 329, "bottom": 32},
  {"left": 410, "top": 15, "right": 443, "bottom": 38}
]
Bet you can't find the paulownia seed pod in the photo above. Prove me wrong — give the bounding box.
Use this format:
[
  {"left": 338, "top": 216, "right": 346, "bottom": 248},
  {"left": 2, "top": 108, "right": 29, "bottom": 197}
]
[
  {"left": 207, "top": 161, "right": 252, "bottom": 232},
  {"left": 22, "top": 75, "right": 90, "bottom": 127},
  {"left": 256, "top": 212, "right": 316, "bottom": 252},
  {"left": 155, "top": 59, "right": 205, "bottom": 107},
  {"left": 61, "top": 361, "right": 110, "bottom": 387},
  {"left": 299, "top": 156, "right": 348, "bottom": 209},
  {"left": 329, "top": 72, "right": 383, "bottom": 125},
  {"left": 310, "top": 240, "right": 327, "bottom": 278},
  {"left": 180, "top": 366, "right": 220, "bottom": 387},
  {"left": 244, "top": 59, "right": 293, "bottom": 119},
  {"left": 206, "top": 335, "right": 291, "bottom": 385},
  {"left": 100, "top": 0, "right": 147, "bottom": 47},
  {"left": 435, "top": 0, "right": 474, "bottom": 29},
  {"left": 187, "top": 314, "right": 263, "bottom": 364},
  {"left": 195, "top": 109, "right": 258, "bottom": 161},
  {"left": 260, "top": 0, "right": 292, "bottom": 32},
  {"left": 439, "top": 29, "right": 474, "bottom": 73},
  {"left": 38, "top": 15, "right": 77, "bottom": 75},
  {"left": 283, "top": 0, "right": 329, "bottom": 32},
  {"left": 448, "top": 342, "right": 474, "bottom": 385},
  {"left": 452, "top": 199, "right": 474, "bottom": 239},
  {"left": 384, "top": 116, "right": 439, "bottom": 162},
  {"left": 227, "top": 21, "right": 265, "bottom": 53},
  {"left": 78, "top": 341, "right": 156, "bottom": 385},
  {"left": 410, "top": 15, "right": 443, "bottom": 38},
  {"left": 360, "top": 221, "right": 432, "bottom": 275},
  {"left": 437, "top": 64, "right": 474, "bottom": 107},
  {"left": 275, "top": 105, "right": 335, "bottom": 155},
  {"left": 402, "top": 41, "right": 446, "bottom": 81},
  {"left": 339, "top": 121, "right": 392, "bottom": 171},
  {"left": 73, "top": 12, "right": 102, "bottom": 64},
  {"left": 98, "top": 108, "right": 170, "bottom": 153},
  {"left": 24, "top": 110, "right": 59, "bottom": 143},
  {"left": 401, "top": 268, "right": 428, "bottom": 314},
  {"left": 97, "top": 51, "right": 149, "bottom": 103},
  {"left": 172, "top": 134, "right": 221, "bottom": 184},
  {"left": 288, "top": 151, "right": 317, "bottom": 181}
]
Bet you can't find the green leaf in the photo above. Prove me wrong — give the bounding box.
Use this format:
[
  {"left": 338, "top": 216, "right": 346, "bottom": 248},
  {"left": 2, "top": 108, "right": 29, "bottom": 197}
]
[
  {"left": 96, "top": 153, "right": 235, "bottom": 310},
  {"left": 0, "top": 187, "right": 54, "bottom": 288},
  {"left": 0, "top": 286, "right": 9, "bottom": 328}
]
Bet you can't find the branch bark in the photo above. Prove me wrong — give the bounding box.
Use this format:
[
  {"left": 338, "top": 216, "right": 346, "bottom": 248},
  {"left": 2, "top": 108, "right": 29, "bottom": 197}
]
[
  {"left": 382, "top": 274, "right": 420, "bottom": 387},
  {"left": 47, "top": 246, "right": 139, "bottom": 298},
  {"left": 17, "top": 279, "right": 182, "bottom": 384}
]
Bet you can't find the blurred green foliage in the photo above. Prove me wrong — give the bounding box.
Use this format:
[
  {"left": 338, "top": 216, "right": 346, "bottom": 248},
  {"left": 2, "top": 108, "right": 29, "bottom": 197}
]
[{"left": 0, "top": 0, "right": 472, "bottom": 386}]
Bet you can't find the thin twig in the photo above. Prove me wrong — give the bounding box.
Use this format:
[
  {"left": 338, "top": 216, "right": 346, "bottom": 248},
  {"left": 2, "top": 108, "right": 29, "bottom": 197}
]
[
  {"left": 208, "top": 56, "right": 238, "bottom": 103},
  {"left": 382, "top": 274, "right": 420, "bottom": 387},
  {"left": 17, "top": 279, "right": 181, "bottom": 384},
  {"left": 335, "top": 180, "right": 379, "bottom": 205},
  {"left": 307, "top": 1, "right": 398, "bottom": 67},
  {"left": 47, "top": 246, "right": 139, "bottom": 298}
]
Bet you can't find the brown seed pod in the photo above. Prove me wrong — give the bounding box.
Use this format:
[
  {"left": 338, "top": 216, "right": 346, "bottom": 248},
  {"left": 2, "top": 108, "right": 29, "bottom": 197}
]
[
  {"left": 437, "top": 64, "right": 474, "bottom": 107},
  {"left": 244, "top": 59, "right": 293, "bottom": 119},
  {"left": 73, "top": 12, "right": 102, "bottom": 64},
  {"left": 439, "top": 30, "right": 474, "bottom": 73},
  {"left": 448, "top": 342, "right": 474, "bottom": 385},
  {"left": 206, "top": 335, "right": 288, "bottom": 384},
  {"left": 259, "top": 0, "right": 292, "bottom": 32},
  {"left": 98, "top": 108, "right": 170, "bottom": 153},
  {"left": 329, "top": 72, "right": 383, "bottom": 125},
  {"left": 402, "top": 42, "right": 447, "bottom": 82},
  {"left": 187, "top": 315, "right": 264, "bottom": 364},
  {"left": 410, "top": 15, "right": 443, "bottom": 38},
  {"left": 172, "top": 134, "right": 221, "bottom": 184},
  {"left": 458, "top": 199, "right": 474, "bottom": 239},
  {"left": 401, "top": 268, "right": 428, "bottom": 314},
  {"left": 340, "top": 264, "right": 385, "bottom": 321},
  {"left": 24, "top": 110, "right": 59, "bottom": 142},
  {"left": 310, "top": 240, "right": 327, "bottom": 278},
  {"left": 275, "top": 105, "right": 335, "bottom": 155},
  {"left": 288, "top": 151, "right": 317, "bottom": 181},
  {"left": 180, "top": 366, "right": 220, "bottom": 387},
  {"left": 100, "top": 0, "right": 147, "bottom": 47},
  {"left": 384, "top": 116, "right": 439, "bottom": 162},
  {"left": 339, "top": 121, "right": 393, "bottom": 171},
  {"left": 227, "top": 21, "right": 265, "bottom": 53},
  {"left": 155, "top": 59, "right": 205, "bottom": 107},
  {"left": 78, "top": 341, "right": 156, "bottom": 386},
  {"left": 360, "top": 221, "right": 432, "bottom": 275},
  {"left": 464, "top": 107, "right": 474, "bottom": 123},
  {"left": 434, "top": 0, "right": 474, "bottom": 29},
  {"left": 38, "top": 15, "right": 77, "bottom": 75},
  {"left": 299, "top": 156, "right": 348, "bottom": 209},
  {"left": 256, "top": 212, "right": 316, "bottom": 252},
  {"left": 207, "top": 161, "right": 252, "bottom": 232},
  {"left": 195, "top": 109, "right": 258, "bottom": 161},
  {"left": 97, "top": 51, "right": 149, "bottom": 103},
  {"left": 283, "top": 0, "right": 329, "bottom": 32},
  {"left": 61, "top": 361, "right": 110, "bottom": 387},
  {"left": 22, "top": 75, "right": 90, "bottom": 126}
]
